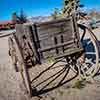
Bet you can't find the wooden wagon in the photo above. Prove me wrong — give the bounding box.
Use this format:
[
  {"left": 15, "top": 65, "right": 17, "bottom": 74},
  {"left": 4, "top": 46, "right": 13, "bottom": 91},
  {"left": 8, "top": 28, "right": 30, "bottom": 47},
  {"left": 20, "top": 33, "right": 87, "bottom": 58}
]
[{"left": 8, "top": 16, "right": 99, "bottom": 96}]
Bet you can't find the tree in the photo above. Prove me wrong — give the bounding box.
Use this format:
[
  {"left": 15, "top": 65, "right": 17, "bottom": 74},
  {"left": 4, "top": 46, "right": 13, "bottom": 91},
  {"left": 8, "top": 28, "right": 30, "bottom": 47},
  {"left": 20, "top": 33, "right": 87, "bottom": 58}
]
[
  {"left": 51, "top": 0, "right": 84, "bottom": 19},
  {"left": 51, "top": 8, "right": 60, "bottom": 19},
  {"left": 12, "top": 9, "right": 27, "bottom": 24},
  {"left": 18, "top": 9, "right": 27, "bottom": 24}
]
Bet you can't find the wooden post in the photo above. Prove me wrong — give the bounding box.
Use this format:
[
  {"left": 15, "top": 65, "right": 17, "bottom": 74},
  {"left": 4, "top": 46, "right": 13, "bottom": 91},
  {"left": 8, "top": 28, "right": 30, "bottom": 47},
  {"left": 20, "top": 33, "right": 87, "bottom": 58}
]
[
  {"left": 13, "top": 33, "right": 32, "bottom": 97},
  {"left": 32, "top": 24, "right": 41, "bottom": 64}
]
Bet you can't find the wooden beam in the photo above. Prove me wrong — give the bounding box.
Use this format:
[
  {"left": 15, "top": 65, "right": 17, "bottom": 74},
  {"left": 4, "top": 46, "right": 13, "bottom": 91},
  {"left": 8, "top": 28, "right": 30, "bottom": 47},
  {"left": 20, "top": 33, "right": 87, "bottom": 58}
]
[
  {"left": 13, "top": 33, "right": 32, "bottom": 97},
  {"left": 38, "top": 40, "right": 75, "bottom": 52}
]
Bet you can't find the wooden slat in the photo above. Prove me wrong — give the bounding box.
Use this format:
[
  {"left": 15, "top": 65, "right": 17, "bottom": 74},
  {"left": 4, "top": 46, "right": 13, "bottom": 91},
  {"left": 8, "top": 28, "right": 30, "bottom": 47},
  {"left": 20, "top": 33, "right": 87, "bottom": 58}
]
[
  {"left": 37, "top": 21, "right": 72, "bottom": 38},
  {"left": 37, "top": 28, "right": 72, "bottom": 40},
  {"left": 38, "top": 40, "right": 75, "bottom": 52},
  {"left": 55, "top": 48, "right": 84, "bottom": 59},
  {"left": 36, "top": 17, "right": 71, "bottom": 26},
  {"left": 42, "top": 44, "right": 79, "bottom": 59},
  {"left": 37, "top": 21, "right": 70, "bottom": 32},
  {"left": 15, "top": 24, "right": 24, "bottom": 41}
]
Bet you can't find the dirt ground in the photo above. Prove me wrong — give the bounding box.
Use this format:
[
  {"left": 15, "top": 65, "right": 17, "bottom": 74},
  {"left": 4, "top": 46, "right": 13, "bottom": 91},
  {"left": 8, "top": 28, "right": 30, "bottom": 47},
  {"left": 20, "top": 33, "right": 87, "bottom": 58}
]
[
  {"left": 0, "top": 27, "right": 100, "bottom": 100},
  {"left": 0, "top": 36, "right": 29, "bottom": 100}
]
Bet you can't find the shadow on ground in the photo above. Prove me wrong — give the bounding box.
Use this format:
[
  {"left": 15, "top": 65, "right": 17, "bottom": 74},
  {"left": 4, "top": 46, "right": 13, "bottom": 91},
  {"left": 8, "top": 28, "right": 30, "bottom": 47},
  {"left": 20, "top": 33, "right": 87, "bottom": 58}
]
[
  {"left": 30, "top": 38, "right": 100, "bottom": 97},
  {"left": 31, "top": 61, "right": 79, "bottom": 96}
]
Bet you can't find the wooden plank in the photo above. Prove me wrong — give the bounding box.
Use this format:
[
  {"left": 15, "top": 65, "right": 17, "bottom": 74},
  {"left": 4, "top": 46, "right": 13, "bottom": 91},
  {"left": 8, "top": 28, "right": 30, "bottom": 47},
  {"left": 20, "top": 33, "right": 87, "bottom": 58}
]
[
  {"left": 28, "top": 25, "right": 41, "bottom": 64},
  {"left": 36, "top": 17, "right": 71, "bottom": 26},
  {"left": 72, "top": 14, "right": 82, "bottom": 48},
  {"left": 38, "top": 40, "right": 75, "bottom": 52},
  {"left": 39, "top": 38, "right": 54, "bottom": 49},
  {"left": 55, "top": 48, "right": 83, "bottom": 59},
  {"left": 36, "top": 21, "right": 71, "bottom": 35},
  {"left": 13, "top": 33, "right": 32, "bottom": 97},
  {"left": 37, "top": 21, "right": 72, "bottom": 38},
  {"left": 37, "top": 28, "right": 72, "bottom": 40},
  {"left": 15, "top": 24, "right": 24, "bottom": 42},
  {"left": 42, "top": 43, "right": 79, "bottom": 59}
]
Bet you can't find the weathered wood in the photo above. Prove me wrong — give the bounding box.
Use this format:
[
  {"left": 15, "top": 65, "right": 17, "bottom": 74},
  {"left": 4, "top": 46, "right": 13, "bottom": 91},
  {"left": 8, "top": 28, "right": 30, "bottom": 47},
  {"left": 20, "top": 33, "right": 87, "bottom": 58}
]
[
  {"left": 13, "top": 33, "right": 32, "bottom": 97},
  {"left": 33, "top": 17, "right": 76, "bottom": 59},
  {"left": 29, "top": 25, "right": 41, "bottom": 64},
  {"left": 15, "top": 16, "right": 83, "bottom": 62},
  {"left": 9, "top": 16, "right": 85, "bottom": 97},
  {"left": 36, "top": 17, "right": 71, "bottom": 26},
  {"left": 38, "top": 40, "right": 75, "bottom": 52},
  {"left": 36, "top": 20, "right": 73, "bottom": 41},
  {"left": 55, "top": 48, "right": 83, "bottom": 59},
  {"left": 8, "top": 36, "right": 19, "bottom": 72},
  {"left": 72, "top": 14, "right": 82, "bottom": 48}
]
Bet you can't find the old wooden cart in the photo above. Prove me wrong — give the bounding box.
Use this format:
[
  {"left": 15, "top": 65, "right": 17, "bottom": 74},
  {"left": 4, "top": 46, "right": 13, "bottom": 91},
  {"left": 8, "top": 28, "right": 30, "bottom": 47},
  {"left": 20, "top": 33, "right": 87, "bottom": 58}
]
[{"left": 8, "top": 16, "right": 99, "bottom": 96}]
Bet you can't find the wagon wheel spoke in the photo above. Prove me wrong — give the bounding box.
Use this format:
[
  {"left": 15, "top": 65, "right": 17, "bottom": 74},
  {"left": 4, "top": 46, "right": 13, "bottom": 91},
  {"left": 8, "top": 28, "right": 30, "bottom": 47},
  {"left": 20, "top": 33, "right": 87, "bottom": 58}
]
[{"left": 78, "top": 24, "right": 99, "bottom": 79}]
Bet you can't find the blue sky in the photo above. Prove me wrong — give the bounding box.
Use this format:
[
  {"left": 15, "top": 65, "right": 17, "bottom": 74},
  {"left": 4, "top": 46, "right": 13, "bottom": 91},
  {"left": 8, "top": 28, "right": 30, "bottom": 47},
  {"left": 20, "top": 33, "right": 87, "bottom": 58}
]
[
  {"left": 81, "top": 0, "right": 100, "bottom": 11},
  {"left": 0, "top": 0, "right": 100, "bottom": 21}
]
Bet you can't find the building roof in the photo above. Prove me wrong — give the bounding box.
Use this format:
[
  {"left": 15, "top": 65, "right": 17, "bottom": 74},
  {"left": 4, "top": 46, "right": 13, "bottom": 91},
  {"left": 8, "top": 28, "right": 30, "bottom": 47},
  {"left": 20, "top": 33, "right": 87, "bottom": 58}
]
[{"left": 0, "top": 20, "right": 13, "bottom": 25}]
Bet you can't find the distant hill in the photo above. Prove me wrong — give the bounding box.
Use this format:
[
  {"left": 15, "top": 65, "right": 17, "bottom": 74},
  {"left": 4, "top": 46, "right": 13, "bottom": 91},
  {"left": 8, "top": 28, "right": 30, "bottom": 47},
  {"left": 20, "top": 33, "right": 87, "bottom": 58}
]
[
  {"left": 88, "top": 10, "right": 100, "bottom": 19},
  {"left": 27, "top": 16, "right": 52, "bottom": 23}
]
